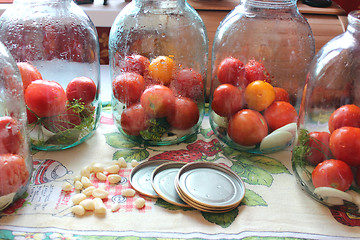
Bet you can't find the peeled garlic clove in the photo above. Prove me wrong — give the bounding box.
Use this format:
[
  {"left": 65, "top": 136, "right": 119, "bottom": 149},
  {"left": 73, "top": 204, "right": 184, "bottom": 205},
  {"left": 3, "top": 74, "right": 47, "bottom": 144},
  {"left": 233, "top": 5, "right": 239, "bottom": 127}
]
[
  {"left": 260, "top": 130, "right": 293, "bottom": 152},
  {"left": 211, "top": 111, "right": 228, "bottom": 128},
  {"left": 314, "top": 187, "right": 353, "bottom": 204},
  {"left": 273, "top": 122, "right": 297, "bottom": 136}
]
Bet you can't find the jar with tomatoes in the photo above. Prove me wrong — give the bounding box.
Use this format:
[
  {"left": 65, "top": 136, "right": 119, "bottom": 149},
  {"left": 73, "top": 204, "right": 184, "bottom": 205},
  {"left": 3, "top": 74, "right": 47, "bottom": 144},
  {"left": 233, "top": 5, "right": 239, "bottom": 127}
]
[
  {"left": 0, "top": 42, "right": 32, "bottom": 211},
  {"left": 0, "top": 0, "right": 101, "bottom": 151},
  {"left": 292, "top": 10, "right": 360, "bottom": 216},
  {"left": 209, "top": 0, "right": 315, "bottom": 153},
  {"left": 109, "top": 0, "right": 208, "bottom": 145}
]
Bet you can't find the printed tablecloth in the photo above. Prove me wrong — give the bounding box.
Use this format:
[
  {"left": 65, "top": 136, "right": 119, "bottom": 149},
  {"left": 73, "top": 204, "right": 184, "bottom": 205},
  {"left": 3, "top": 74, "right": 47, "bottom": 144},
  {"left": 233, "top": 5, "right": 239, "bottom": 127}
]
[{"left": 0, "top": 107, "right": 360, "bottom": 240}]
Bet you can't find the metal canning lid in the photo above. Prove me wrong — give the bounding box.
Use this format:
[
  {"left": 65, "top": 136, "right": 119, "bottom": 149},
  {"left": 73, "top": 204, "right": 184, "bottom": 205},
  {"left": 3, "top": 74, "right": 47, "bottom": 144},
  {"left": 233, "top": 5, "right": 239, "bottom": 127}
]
[
  {"left": 176, "top": 162, "right": 245, "bottom": 209},
  {"left": 151, "top": 161, "right": 190, "bottom": 208},
  {"left": 130, "top": 160, "right": 170, "bottom": 198}
]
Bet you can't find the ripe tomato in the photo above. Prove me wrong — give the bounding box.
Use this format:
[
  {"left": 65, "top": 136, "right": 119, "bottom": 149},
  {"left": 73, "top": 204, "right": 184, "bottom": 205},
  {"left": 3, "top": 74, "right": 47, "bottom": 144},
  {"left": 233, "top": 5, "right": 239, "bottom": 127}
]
[
  {"left": 43, "top": 108, "right": 82, "bottom": 133},
  {"left": 118, "top": 54, "right": 150, "bottom": 76},
  {"left": 66, "top": 76, "right": 97, "bottom": 105},
  {"left": 244, "top": 80, "right": 275, "bottom": 111},
  {"left": 171, "top": 68, "right": 204, "bottom": 100},
  {"left": 273, "top": 87, "right": 290, "bottom": 102},
  {"left": 26, "top": 108, "right": 38, "bottom": 124},
  {"left": 112, "top": 72, "right": 145, "bottom": 106},
  {"left": 0, "top": 153, "right": 29, "bottom": 196},
  {"left": 25, "top": 80, "right": 67, "bottom": 118},
  {"left": 312, "top": 159, "right": 353, "bottom": 191},
  {"left": 16, "top": 62, "right": 43, "bottom": 90},
  {"left": 121, "top": 104, "right": 149, "bottom": 136},
  {"left": 211, "top": 84, "right": 244, "bottom": 117},
  {"left": 217, "top": 57, "right": 246, "bottom": 88},
  {"left": 245, "top": 59, "right": 271, "bottom": 85},
  {"left": 167, "top": 97, "right": 199, "bottom": 130},
  {"left": 228, "top": 109, "right": 268, "bottom": 146},
  {"left": 306, "top": 132, "right": 331, "bottom": 166},
  {"left": 329, "top": 126, "right": 360, "bottom": 166},
  {"left": 328, "top": 104, "right": 360, "bottom": 133},
  {"left": 263, "top": 101, "right": 297, "bottom": 131},
  {"left": 0, "top": 116, "right": 21, "bottom": 155},
  {"left": 148, "top": 56, "right": 175, "bottom": 85},
  {"left": 140, "top": 85, "right": 176, "bottom": 118}
]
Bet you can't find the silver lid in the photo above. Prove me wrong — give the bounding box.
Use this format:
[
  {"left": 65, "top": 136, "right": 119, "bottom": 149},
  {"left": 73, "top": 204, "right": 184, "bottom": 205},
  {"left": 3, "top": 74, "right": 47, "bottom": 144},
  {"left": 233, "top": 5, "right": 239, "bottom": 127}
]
[
  {"left": 151, "top": 161, "right": 190, "bottom": 208},
  {"left": 130, "top": 160, "right": 170, "bottom": 198}
]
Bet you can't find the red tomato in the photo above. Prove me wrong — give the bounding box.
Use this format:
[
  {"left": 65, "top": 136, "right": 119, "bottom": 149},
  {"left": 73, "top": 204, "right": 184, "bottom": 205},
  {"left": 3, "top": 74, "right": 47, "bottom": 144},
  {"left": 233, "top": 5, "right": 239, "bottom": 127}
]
[
  {"left": 306, "top": 132, "right": 331, "bottom": 165},
  {"left": 26, "top": 108, "right": 38, "bottom": 124},
  {"left": 273, "top": 87, "right": 290, "bottom": 102},
  {"left": 329, "top": 126, "right": 360, "bottom": 166},
  {"left": 328, "top": 104, "right": 360, "bottom": 133},
  {"left": 112, "top": 72, "right": 145, "bottom": 106},
  {"left": 43, "top": 108, "right": 82, "bottom": 133},
  {"left": 211, "top": 84, "right": 244, "bottom": 117},
  {"left": 66, "top": 76, "right": 97, "bottom": 105},
  {"left": 312, "top": 159, "right": 353, "bottom": 191},
  {"left": 121, "top": 104, "right": 149, "bottom": 136},
  {"left": 0, "top": 153, "right": 29, "bottom": 196},
  {"left": 0, "top": 116, "right": 21, "bottom": 155},
  {"left": 140, "top": 85, "right": 175, "bottom": 118},
  {"left": 263, "top": 101, "right": 297, "bottom": 131},
  {"left": 167, "top": 97, "right": 199, "bottom": 130},
  {"left": 118, "top": 54, "right": 150, "bottom": 76},
  {"left": 217, "top": 57, "right": 246, "bottom": 88},
  {"left": 171, "top": 68, "right": 204, "bottom": 100},
  {"left": 25, "top": 80, "right": 67, "bottom": 118},
  {"left": 16, "top": 62, "right": 43, "bottom": 90},
  {"left": 228, "top": 109, "right": 268, "bottom": 146},
  {"left": 245, "top": 59, "right": 271, "bottom": 85}
]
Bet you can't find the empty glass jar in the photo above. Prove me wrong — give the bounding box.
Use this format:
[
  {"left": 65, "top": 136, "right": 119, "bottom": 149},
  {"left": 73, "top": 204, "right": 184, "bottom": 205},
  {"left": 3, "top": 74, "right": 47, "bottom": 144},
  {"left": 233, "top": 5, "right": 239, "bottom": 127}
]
[
  {"left": 109, "top": 0, "right": 208, "bottom": 145},
  {"left": 0, "top": 42, "right": 32, "bottom": 211},
  {"left": 0, "top": 0, "right": 101, "bottom": 151},
  {"left": 209, "top": 0, "right": 315, "bottom": 153},
  {"left": 292, "top": 10, "right": 360, "bottom": 216}
]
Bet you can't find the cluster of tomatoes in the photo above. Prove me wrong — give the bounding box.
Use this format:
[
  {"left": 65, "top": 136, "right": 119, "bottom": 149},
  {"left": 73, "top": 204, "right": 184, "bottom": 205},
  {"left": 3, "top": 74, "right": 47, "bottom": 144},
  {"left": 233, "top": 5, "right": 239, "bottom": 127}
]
[
  {"left": 112, "top": 54, "right": 204, "bottom": 138},
  {"left": 305, "top": 104, "right": 360, "bottom": 192},
  {"left": 18, "top": 62, "right": 97, "bottom": 134},
  {"left": 211, "top": 57, "right": 297, "bottom": 147},
  {"left": 0, "top": 116, "right": 29, "bottom": 196}
]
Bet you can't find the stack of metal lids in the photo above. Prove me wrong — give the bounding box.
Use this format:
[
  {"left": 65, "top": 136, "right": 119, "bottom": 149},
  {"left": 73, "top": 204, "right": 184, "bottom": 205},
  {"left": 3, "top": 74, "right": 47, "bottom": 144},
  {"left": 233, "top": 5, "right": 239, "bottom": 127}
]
[{"left": 130, "top": 160, "right": 246, "bottom": 213}]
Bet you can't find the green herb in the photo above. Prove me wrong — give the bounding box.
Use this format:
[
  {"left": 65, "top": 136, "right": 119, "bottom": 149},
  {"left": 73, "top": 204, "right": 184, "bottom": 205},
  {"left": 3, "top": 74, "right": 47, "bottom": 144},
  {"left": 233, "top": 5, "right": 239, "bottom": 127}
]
[
  {"left": 140, "top": 118, "right": 169, "bottom": 142},
  {"left": 292, "top": 129, "right": 312, "bottom": 178}
]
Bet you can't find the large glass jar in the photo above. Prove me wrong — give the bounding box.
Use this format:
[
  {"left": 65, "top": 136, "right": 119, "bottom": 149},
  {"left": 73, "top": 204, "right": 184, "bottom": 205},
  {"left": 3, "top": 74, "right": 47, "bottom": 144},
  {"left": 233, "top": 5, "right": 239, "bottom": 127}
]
[
  {"left": 109, "top": 0, "right": 208, "bottom": 145},
  {"left": 0, "top": 42, "right": 32, "bottom": 211},
  {"left": 0, "top": 0, "right": 101, "bottom": 151},
  {"left": 209, "top": 0, "right": 315, "bottom": 153},
  {"left": 292, "top": 11, "right": 360, "bottom": 216}
]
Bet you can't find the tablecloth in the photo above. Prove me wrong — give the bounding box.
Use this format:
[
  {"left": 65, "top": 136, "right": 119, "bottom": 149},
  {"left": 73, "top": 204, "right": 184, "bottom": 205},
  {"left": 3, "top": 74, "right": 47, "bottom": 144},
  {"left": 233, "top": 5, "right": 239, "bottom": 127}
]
[{"left": 0, "top": 105, "right": 360, "bottom": 240}]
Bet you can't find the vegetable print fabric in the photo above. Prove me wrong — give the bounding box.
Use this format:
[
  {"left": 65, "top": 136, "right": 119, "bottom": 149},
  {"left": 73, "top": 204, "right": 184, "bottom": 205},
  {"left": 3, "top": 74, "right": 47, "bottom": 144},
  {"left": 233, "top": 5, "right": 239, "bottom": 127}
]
[{"left": 0, "top": 110, "right": 359, "bottom": 240}]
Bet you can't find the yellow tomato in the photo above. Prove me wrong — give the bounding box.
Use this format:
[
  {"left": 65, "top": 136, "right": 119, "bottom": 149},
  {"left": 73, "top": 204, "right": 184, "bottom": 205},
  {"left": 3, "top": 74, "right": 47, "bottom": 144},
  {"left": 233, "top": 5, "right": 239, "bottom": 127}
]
[
  {"left": 244, "top": 80, "right": 275, "bottom": 112},
  {"left": 148, "top": 56, "right": 175, "bottom": 85}
]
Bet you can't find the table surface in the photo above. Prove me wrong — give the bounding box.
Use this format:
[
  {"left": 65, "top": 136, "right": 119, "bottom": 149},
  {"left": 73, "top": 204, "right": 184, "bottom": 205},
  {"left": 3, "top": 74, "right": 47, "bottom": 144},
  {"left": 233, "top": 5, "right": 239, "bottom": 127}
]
[{"left": 1, "top": 67, "right": 360, "bottom": 240}]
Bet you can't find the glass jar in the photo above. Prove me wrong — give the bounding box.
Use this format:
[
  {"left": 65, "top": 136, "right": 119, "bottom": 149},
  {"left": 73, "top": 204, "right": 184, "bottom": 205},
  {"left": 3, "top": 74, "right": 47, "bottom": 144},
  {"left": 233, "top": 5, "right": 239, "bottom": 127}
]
[
  {"left": 0, "top": 42, "right": 32, "bottom": 211},
  {"left": 109, "top": 0, "right": 208, "bottom": 145},
  {"left": 0, "top": 0, "right": 101, "bottom": 151},
  {"left": 209, "top": 0, "right": 315, "bottom": 153},
  {"left": 292, "top": 11, "right": 360, "bottom": 216}
]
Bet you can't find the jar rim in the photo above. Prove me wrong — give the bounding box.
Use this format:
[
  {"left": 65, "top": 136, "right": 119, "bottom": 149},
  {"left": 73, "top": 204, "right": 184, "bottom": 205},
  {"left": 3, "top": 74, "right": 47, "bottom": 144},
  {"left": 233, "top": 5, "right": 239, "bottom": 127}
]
[{"left": 245, "top": 0, "right": 296, "bottom": 8}]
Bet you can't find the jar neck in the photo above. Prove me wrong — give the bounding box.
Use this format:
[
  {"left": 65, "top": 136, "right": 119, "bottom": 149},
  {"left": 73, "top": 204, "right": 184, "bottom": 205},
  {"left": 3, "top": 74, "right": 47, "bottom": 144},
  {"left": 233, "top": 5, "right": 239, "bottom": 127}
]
[
  {"left": 244, "top": 0, "right": 297, "bottom": 9},
  {"left": 134, "top": 0, "right": 185, "bottom": 9},
  {"left": 347, "top": 10, "right": 360, "bottom": 36}
]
